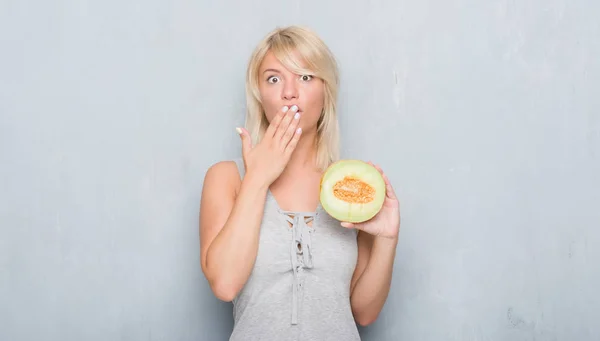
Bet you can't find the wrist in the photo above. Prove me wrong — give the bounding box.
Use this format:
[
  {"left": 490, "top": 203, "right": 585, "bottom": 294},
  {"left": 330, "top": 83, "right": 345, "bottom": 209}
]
[
  {"left": 242, "top": 171, "right": 271, "bottom": 193},
  {"left": 374, "top": 234, "right": 399, "bottom": 248}
]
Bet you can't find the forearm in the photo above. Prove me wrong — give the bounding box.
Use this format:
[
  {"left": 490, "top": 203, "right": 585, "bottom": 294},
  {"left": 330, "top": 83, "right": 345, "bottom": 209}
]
[
  {"left": 205, "top": 174, "right": 268, "bottom": 299},
  {"left": 350, "top": 236, "right": 398, "bottom": 325}
]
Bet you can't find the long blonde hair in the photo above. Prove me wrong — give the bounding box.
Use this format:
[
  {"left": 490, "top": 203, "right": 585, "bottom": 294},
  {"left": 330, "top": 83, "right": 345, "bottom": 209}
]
[{"left": 244, "top": 25, "right": 340, "bottom": 171}]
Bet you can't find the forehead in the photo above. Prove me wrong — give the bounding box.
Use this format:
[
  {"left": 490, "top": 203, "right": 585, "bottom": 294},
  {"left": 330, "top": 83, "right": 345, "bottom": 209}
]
[{"left": 259, "top": 49, "right": 307, "bottom": 74}]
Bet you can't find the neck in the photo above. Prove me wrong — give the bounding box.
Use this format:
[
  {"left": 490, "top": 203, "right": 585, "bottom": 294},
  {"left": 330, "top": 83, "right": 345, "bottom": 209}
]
[{"left": 286, "top": 128, "right": 318, "bottom": 170}]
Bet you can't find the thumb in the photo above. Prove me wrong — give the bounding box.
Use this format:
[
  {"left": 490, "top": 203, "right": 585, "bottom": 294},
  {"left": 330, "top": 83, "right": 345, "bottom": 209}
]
[
  {"left": 340, "top": 222, "right": 356, "bottom": 229},
  {"left": 236, "top": 127, "right": 252, "bottom": 156}
]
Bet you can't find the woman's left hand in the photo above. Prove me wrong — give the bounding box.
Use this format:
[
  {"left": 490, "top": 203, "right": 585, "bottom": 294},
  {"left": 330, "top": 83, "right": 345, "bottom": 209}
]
[{"left": 340, "top": 162, "right": 401, "bottom": 239}]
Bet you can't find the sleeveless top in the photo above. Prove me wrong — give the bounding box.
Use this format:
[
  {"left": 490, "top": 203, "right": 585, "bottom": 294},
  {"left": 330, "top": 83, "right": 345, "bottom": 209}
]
[{"left": 228, "top": 158, "right": 361, "bottom": 341}]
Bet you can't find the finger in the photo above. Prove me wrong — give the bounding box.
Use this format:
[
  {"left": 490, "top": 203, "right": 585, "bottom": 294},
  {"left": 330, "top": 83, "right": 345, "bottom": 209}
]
[
  {"left": 281, "top": 110, "right": 301, "bottom": 147},
  {"left": 284, "top": 126, "right": 302, "bottom": 155},
  {"left": 274, "top": 105, "right": 298, "bottom": 142},
  {"left": 372, "top": 163, "right": 397, "bottom": 199},
  {"left": 382, "top": 173, "right": 397, "bottom": 199},
  {"left": 275, "top": 105, "right": 298, "bottom": 141},
  {"left": 367, "top": 161, "right": 383, "bottom": 175},
  {"left": 236, "top": 127, "right": 252, "bottom": 157},
  {"left": 264, "top": 106, "right": 289, "bottom": 139}
]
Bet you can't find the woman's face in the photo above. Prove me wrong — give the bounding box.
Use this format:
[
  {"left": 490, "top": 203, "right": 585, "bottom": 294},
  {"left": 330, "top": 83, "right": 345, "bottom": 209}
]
[{"left": 257, "top": 50, "right": 325, "bottom": 133}]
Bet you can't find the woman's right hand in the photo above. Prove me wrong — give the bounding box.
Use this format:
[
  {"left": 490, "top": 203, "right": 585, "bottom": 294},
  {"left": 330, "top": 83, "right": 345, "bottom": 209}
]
[{"left": 236, "top": 105, "right": 302, "bottom": 188}]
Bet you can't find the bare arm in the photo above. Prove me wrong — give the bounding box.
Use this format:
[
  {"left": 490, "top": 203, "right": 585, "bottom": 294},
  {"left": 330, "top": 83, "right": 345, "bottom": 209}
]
[
  {"left": 346, "top": 163, "right": 401, "bottom": 326},
  {"left": 199, "top": 105, "right": 303, "bottom": 302},
  {"left": 349, "top": 231, "right": 398, "bottom": 326},
  {"left": 199, "top": 161, "right": 269, "bottom": 302}
]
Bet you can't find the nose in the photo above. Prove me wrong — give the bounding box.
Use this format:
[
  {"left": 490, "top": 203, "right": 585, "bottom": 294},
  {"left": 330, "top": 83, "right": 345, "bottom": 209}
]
[{"left": 281, "top": 79, "right": 298, "bottom": 100}]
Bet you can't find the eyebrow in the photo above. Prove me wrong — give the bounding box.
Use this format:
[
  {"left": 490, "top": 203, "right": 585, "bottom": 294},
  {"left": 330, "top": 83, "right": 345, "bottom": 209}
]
[{"left": 262, "top": 68, "right": 280, "bottom": 74}]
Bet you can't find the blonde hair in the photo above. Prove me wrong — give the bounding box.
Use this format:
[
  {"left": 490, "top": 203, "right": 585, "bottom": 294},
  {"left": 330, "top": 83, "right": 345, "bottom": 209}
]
[{"left": 244, "top": 25, "right": 340, "bottom": 171}]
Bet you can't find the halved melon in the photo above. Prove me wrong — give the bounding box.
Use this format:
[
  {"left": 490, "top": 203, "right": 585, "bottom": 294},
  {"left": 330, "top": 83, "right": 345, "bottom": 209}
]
[{"left": 319, "top": 160, "right": 386, "bottom": 223}]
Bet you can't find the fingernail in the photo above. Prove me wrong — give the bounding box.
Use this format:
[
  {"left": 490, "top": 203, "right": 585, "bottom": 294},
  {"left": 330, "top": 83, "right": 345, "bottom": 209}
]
[
  {"left": 291, "top": 105, "right": 298, "bottom": 112},
  {"left": 282, "top": 106, "right": 289, "bottom": 113},
  {"left": 235, "top": 127, "right": 242, "bottom": 134},
  {"left": 296, "top": 127, "right": 302, "bottom": 134},
  {"left": 294, "top": 112, "right": 300, "bottom": 120}
]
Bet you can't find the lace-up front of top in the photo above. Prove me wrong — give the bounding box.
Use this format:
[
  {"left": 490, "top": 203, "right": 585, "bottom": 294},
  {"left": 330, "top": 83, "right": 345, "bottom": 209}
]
[
  {"left": 228, "top": 158, "right": 361, "bottom": 341},
  {"left": 288, "top": 211, "right": 314, "bottom": 325}
]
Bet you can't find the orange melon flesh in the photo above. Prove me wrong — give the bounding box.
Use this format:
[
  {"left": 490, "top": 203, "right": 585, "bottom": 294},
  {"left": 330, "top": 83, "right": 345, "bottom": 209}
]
[{"left": 319, "top": 160, "right": 386, "bottom": 223}]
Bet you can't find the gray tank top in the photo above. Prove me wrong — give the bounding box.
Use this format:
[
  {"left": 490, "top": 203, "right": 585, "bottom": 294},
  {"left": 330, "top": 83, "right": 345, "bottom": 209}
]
[{"left": 229, "top": 158, "right": 361, "bottom": 341}]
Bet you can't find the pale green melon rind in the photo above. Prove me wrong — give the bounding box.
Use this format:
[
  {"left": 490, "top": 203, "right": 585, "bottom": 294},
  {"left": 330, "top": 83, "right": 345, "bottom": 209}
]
[{"left": 319, "top": 160, "right": 386, "bottom": 223}]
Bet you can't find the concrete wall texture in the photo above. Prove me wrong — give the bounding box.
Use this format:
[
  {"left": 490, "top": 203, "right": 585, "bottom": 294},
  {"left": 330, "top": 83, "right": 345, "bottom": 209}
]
[{"left": 1, "top": 0, "right": 599, "bottom": 340}]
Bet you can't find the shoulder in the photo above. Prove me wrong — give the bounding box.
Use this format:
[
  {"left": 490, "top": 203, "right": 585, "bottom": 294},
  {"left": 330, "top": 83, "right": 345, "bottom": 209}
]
[
  {"left": 205, "top": 160, "right": 240, "bottom": 178},
  {"left": 202, "top": 160, "right": 243, "bottom": 195}
]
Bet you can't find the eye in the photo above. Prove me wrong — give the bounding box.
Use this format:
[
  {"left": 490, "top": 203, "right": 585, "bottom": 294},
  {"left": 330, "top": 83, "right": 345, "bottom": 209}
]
[
  {"left": 267, "top": 76, "right": 280, "bottom": 84},
  {"left": 300, "top": 75, "right": 313, "bottom": 81}
]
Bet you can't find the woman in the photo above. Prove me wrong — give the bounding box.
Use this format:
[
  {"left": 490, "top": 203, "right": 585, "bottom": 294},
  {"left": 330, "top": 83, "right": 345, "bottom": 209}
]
[{"left": 199, "top": 25, "right": 401, "bottom": 340}]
